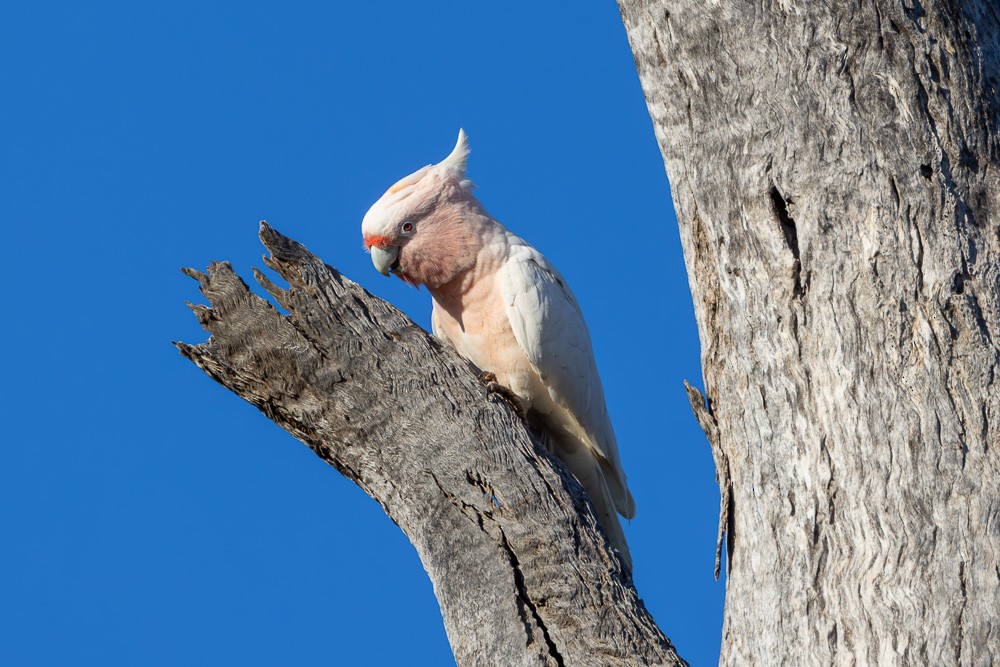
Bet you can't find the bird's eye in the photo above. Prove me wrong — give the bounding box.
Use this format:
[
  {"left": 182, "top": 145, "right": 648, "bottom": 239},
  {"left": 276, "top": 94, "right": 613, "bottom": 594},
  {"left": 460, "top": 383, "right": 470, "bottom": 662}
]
[{"left": 400, "top": 221, "right": 415, "bottom": 236}]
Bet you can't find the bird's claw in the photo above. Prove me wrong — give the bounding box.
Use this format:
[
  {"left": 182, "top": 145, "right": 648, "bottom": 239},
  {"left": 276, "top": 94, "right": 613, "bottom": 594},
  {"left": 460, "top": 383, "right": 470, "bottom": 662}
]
[{"left": 478, "top": 371, "right": 526, "bottom": 422}]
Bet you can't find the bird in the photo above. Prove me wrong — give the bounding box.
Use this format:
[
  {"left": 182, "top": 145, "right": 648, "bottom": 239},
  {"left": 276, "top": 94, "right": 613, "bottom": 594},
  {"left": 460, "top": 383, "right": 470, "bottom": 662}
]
[{"left": 361, "top": 130, "right": 635, "bottom": 570}]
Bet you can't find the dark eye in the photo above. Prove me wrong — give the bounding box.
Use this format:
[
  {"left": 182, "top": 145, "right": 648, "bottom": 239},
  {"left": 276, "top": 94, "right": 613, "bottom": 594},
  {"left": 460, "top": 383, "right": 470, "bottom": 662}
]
[{"left": 400, "top": 221, "right": 415, "bottom": 236}]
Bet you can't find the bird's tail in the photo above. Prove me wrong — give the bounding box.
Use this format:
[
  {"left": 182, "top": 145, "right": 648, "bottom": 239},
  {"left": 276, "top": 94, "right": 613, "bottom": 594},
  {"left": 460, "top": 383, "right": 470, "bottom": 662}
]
[
  {"left": 589, "top": 470, "right": 633, "bottom": 572},
  {"left": 555, "top": 438, "right": 633, "bottom": 571},
  {"left": 541, "top": 429, "right": 633, "bottom": 571}
]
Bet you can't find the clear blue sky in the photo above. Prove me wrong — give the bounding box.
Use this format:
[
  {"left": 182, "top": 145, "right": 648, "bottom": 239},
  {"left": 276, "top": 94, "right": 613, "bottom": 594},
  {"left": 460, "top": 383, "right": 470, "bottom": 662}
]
[{"left": 1, "top": 2, "right": 724, "bottom": 664}]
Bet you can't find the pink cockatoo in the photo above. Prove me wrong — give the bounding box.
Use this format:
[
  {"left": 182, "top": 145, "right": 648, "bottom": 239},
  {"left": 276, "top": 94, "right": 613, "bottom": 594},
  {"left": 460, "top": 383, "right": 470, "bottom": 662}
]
[{"left": 361, "top": 130, "right": 636, "bottom": 569}]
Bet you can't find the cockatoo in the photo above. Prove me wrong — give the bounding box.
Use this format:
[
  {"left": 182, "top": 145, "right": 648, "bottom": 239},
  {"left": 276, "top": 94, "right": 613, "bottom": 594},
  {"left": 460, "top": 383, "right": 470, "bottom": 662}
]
[{"left": 361, "top": 130, "right": 636, "bottom": 569}]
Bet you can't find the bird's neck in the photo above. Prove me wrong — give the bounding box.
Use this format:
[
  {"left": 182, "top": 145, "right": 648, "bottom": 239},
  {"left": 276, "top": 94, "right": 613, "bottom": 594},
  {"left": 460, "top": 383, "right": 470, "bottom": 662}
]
[{"left": 425, "top": 213, "right": 507, "bottom": 311}]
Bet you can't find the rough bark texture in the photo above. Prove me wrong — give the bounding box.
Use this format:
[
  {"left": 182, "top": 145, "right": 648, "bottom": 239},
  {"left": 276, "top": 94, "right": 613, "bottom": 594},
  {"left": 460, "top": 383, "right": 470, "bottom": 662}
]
[
  {"left": 620, "top": 1, "right": 999, "bottom": 665},
  {"left": 176, "top": 223, "right": 684, "bottom": 667}
]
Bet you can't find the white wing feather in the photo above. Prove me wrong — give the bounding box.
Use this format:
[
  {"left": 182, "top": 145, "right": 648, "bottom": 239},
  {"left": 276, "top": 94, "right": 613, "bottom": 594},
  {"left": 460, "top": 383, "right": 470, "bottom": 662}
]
[{"left": 498, "top": 241, "right": 635, "bottom": 518}]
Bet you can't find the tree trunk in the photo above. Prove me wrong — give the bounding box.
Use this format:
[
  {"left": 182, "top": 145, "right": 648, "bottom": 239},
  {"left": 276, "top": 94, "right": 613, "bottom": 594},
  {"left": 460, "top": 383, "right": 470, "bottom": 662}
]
[
  {"left": 176, "top": 223, "right": 685, "bottom": 667},
  {"left": 619, "top": 0, "right": 999, "bottom": 664}
]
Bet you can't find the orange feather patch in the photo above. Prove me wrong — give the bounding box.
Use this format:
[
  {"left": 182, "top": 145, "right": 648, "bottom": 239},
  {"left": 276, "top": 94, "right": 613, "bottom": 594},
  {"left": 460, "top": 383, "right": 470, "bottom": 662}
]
[{"left": 364, "top": 234, "right": 392, "bottom": 250}]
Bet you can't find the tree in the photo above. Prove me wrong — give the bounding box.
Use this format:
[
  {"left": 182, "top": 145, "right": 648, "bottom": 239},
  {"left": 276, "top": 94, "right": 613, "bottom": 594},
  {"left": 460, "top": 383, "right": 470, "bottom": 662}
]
[
  {"left": 179, "top": 1, "right": 998, "bottom": 664},
  {"left": 618, "top": 0, "right": 999, "bottom": 664}
]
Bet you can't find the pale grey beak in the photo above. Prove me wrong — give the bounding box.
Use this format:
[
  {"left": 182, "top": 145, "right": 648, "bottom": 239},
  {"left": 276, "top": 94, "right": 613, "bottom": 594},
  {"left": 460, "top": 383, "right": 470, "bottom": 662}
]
[{"left": 370, "top": 245, "right": 399, "bottom": 276}]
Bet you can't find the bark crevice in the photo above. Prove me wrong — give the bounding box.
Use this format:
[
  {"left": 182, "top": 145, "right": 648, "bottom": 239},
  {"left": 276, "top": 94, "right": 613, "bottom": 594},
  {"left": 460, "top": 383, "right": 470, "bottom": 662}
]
[
  {"left": 499, "top": 526, "right": 566, "bottom": 667},
  {"left": 769, "top": 185, "right": 804, "bottom": 297}
]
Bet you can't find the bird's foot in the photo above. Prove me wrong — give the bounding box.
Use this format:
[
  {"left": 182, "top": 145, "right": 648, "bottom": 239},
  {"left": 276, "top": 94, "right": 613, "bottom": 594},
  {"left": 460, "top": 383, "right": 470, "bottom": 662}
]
[{"left": 478, "top": 371, "right": 526, "bottom": 422}]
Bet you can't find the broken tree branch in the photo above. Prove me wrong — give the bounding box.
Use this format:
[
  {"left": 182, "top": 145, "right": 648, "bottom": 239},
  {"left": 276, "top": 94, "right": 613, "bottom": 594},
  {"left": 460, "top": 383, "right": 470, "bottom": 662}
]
[{"left": 176, "top": 222, "right": 685, "bottom": 667}]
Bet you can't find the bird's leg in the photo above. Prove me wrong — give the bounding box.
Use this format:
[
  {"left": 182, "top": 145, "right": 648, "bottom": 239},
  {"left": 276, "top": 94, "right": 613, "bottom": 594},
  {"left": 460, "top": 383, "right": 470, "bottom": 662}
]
[{"left": 478, "top": 371, "right": 526, "bottom": 422}]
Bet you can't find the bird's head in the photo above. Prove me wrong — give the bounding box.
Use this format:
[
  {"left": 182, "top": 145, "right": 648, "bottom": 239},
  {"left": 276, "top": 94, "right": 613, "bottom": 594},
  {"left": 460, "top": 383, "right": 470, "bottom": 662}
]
[{"left": 362, "top": 130, "right": 481, "bottom": 288}]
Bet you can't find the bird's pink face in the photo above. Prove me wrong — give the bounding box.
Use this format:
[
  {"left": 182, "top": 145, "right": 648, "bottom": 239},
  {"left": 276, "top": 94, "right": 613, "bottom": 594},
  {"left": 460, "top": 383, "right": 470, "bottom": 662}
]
[
  {"left": 361, "top": 131, "right": 477, "bottom": 289},
  {"left": 362, "top": 166, "right": 443, "bottom": 287}
]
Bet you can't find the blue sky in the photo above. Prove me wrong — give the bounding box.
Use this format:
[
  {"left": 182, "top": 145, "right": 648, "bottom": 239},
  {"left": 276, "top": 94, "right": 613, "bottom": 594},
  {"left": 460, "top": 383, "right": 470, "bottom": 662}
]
[{"left": 1, "top": 2, "right": 724, "bottom": 664}]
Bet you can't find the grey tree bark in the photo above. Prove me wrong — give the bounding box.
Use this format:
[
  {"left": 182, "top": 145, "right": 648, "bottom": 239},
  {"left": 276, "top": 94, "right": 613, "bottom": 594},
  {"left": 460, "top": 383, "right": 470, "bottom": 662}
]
[
  {"left": 619, "top": 1, "right": 999, "bottom": 665},
  {"left": 176, "top": 223, "right": 685, "bottom": 667}
]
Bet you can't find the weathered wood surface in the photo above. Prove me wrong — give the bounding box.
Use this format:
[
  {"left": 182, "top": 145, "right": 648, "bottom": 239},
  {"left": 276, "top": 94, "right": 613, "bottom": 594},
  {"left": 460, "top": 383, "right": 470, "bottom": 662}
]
[
  {"left": 177, "top": 223, "right": 684, "bottom": 667},
  {"left": 620, "top": 0, "right": 999, "bottom": 664}
]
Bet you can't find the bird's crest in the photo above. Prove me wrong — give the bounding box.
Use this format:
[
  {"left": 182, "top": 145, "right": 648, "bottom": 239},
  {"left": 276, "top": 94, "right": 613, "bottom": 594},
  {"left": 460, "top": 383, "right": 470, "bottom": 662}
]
[{"left": 439, "top": 128, "right": 470, "bottom": 175}]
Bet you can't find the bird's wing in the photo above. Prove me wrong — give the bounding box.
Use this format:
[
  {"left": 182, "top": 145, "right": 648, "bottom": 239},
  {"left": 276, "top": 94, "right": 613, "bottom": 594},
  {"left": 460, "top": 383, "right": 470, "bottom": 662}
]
[
  {"left": 497, "top": 242, "right": 634, "bottom": 518},
  {"left": 430, "top": 305, "right": 448, "bottom": 343}
]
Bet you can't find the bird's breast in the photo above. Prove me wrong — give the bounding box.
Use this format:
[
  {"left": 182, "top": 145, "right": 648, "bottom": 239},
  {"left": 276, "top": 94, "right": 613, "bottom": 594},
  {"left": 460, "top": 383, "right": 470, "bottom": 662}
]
[{"left": 431, "top": 288, "right": 542, "bottom": 411}]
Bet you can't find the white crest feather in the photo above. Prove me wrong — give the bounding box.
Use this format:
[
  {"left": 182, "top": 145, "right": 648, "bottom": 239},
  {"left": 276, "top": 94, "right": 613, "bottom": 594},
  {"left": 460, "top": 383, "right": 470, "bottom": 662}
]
[{"left": 439, "top": 128, "right": 470, "bottom": 175}]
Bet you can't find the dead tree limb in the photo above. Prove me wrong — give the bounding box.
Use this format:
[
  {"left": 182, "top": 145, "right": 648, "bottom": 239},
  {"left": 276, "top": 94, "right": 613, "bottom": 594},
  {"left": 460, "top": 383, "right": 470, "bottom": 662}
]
[
  {"left": 176, "top": 222, "right": 685, "bottom": 667},
  {"left": 620, "top": 0, "right": 999, "bottom": 664}
]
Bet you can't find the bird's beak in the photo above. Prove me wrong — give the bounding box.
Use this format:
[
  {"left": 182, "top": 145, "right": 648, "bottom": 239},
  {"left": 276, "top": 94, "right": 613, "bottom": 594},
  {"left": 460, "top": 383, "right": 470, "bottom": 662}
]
[{"left": 370, "top": 245, "right": 399, "bottom": 276}]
